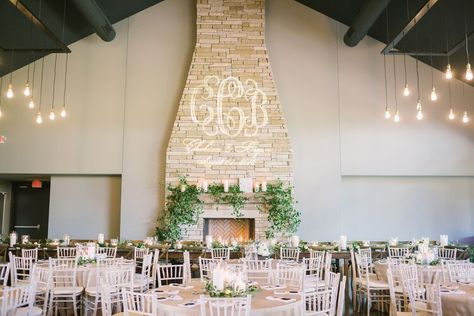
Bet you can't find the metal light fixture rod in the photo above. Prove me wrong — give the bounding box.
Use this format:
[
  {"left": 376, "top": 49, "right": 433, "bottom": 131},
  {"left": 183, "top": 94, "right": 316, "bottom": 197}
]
[
  {"left": 381, "top": 0, "right": 439, "bottom": 55},
  {"left": 6, "top": 0, "right": 71, "bottom": 53}
]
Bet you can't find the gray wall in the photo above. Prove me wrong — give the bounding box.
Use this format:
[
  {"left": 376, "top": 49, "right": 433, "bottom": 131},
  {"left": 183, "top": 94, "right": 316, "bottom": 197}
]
[
  {"left": 0, "top": 181, "right": 12, "bottom": 235},
  {"left": 0, "top": 0, "right": 472, "bottom": 241},
  {"left": 48, "top": 176, "right": 121, "bottom": 239}
]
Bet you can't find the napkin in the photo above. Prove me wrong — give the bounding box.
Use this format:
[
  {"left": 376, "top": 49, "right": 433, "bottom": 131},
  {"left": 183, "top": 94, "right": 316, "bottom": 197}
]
[
  {"left": 261, "top": 284, "right": 286, "bottom": 290},
  {"left": 150, "top": 289, "right": 180, "bottom": 295},
  {"left": 265, "top": 296, "right": 296, "bottom": 303},
  {"left": 274, "top": 290, "right": 300, "bottom": 295},
  {"left": 179, "top": 300, "right": 200, "bottom": 308},
  {"left": 169, "top": 283, "right": 194, "bottom": 290}
]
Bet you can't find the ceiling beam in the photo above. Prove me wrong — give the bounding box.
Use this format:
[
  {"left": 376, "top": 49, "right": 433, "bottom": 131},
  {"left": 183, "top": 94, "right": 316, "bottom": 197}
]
[
  {"left": 447, "top": 31, "right": 474, "bottom": 56},
  {"left": 381, "top": 0, "right": 439, "bottom": 55},
  {"left": 344, "top": 0, "right": 391, "bottom": 47},
  {"left": 7, "top": 0, "right": 71, "bottom": 53}
]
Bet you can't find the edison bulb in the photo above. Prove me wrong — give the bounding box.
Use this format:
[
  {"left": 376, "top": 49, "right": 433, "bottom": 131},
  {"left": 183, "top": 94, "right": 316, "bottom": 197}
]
[
  {"left": 384, "top": 108, "right": 391, "bottom": 119},
  {"left": 60, "top": 107, "right": 67, "bottom": 118},
  {"left": 466, "top": 63, "right": 473, "bottom": 81},
  {"left": 49, "top": 110, "right": 55, "bottom": 121},
  {"left": 446, "top": 64, "right": 453, "bottom": 80},
  {"left": 416, "top": 100, "right": 422, "bottom": 111},
  {"left": 462, "top": 111, "right": 469, "bottom": 123},
  {"left": 6, "top": 84, "right": 13, "bottom": 99},
  {"left": 23, "top": 83, "right": 31, "bottom": 97},
  {"left": 430, "top": 87, "right": 438, "bottom": 101},
  {"left": 394, "top": 110, "right": 400, "bottom": 122},
  {"left": 448, "top": 108, "right": 455, "bottom": 120},
  {"left": 28, "top": 99, "right": 35, "bottom": 109},
  {"left": 36, "top": 112, "right": 42, "bottom": 124},
  {"left": 403, "top": 84, "right": 410, "bottom": 96},
  {"left": 417, "top": 109, "right": 424, "bottom": 120},
  {"left": 0, "top": 108, "right": 3, "bottom": 118}
]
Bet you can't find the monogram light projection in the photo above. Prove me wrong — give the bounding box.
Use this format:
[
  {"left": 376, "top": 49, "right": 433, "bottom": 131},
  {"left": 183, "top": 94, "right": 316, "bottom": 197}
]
[
  {"left": 184, "top": 75, "right": 269, "bottom": 168},
  {"left": 190, "top": 75, "right": 268, "bottom": 137}
]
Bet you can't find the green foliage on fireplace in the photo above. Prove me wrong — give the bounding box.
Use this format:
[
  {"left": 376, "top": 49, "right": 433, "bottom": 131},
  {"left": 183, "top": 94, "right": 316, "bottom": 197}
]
[
  {"left": 156, "top": 176, "right": 203, "bottom": 241},
  {"left": 258, "top": 181, "right": 301, "bottom": 239}
]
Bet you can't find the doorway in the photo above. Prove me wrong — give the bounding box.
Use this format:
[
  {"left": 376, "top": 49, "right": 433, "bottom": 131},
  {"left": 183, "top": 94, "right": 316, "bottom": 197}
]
[{"left": 10, "top": 181, "right": 50, "bottom": 240}]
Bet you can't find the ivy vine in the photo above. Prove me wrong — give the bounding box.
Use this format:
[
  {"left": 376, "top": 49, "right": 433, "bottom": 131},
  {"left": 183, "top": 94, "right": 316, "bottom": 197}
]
[
  {"left": 156, "top": 176, "right": 203, "bottom": 241},
  {"left": 206, "top": 183, "right": 248, "bottom": 217},
  {"left": 257, "top": 181, "right": 301, "bottom": 239}
]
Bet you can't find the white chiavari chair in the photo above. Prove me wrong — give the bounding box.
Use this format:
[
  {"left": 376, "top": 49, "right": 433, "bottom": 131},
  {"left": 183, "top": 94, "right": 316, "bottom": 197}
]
[
  {"left": 21, "top": 248, "right": 38, "bottom": 262},
  {"left": 275, "top": 262, "right": 305, "bottom": 290},
  {"left": 99, "top": 282, "right": 113, "bottom": 316},
  {"left": 133, "top": 247, "right": 149, "bottom": 273},
  {"left": 279, "top": 247, "right": 300, "bottom": 262},
  {"left": 183, "top": 250, "right": 192, "bottom": 284},
  {"left": 386, "top": 269, "right": 412, "bottom": 316},
  {"left": 200, "top": 295, "right": 251, "bottom": 316},
  {"left": 122, "top": 289, "right": 156, "bottom": 316},
  {"left": 211, "top": 248, "right": 230, "bottom": 260},
  {"left": 336, "top": 275, "right": 346, "bottom": 316},
  {"left": 150, "top": 249, "right": 160, "bottom": 289},
  {"left": 350, "top": 249, "right": 360, "bottom": 312},
  {"left": 303, "top": 257, "right": 324, "bottom": 286},
  {"left": 303, "top": 287, "right": 337, "bottom": 316},
  {"left": 445, "top": 259, "right": 472, "bottom": 282},
  {"left": 96, "top": 246, "right": 117, "bottom": 258},
  {"left": 388, "top": 247, "right": 410, "bottom": 259},
  {"left": 32, "top": 265, "right": 52, "bottom": 316},
  {"left": 325, "top": 271, "right": 341, "bottom": 290},
  {"left": 48, "top": 257, "right": 83, "bottom": 316},
  {"left": 0, "top": 263, "right": 10, "bottom": 286},
  {"left": 242, "top": 258, "right": 272, "bottom": 284},
  {"left": 134, "top": 253, "right": 153, "bottom": 292},
  {"left": 57, "top": 247, "right": 77, "bottom": 258},
  {"left": 156, "top": 264, "right": 185, "bottom": 287},
  {"left": 404, "top": 279, "right": 442, "bottom": 316},
  {"left": 309, "top": 249, "right": 325, "bottom": 261},
  {"left": 199, "top": 257, "right": 221, "bottom": 282},
  {"left": 354, "top": 252, "right": 389, "bottom": 315},
  {"left": 437, "top": 247, "right": 457, "bottom": 260},
  {"left": 0, "top": 282, "right": 42, "bottom": 316},
  {"left": 105, "top": 264, "right": 135, "bottom": 312},
  {"left": 9, "top": 252, "right": 34, "bottom": 286},
  {"left": 244, "top": 245, "right": 258, "bottom": 260},
  {"left": 358, "top": 248, "right": 373, "bottom": 265}
]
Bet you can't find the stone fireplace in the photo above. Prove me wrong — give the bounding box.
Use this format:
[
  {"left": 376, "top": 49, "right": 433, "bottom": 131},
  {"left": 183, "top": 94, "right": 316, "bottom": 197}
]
[{"left": 165, "top": 0, "right": 293, "bottom": 240}]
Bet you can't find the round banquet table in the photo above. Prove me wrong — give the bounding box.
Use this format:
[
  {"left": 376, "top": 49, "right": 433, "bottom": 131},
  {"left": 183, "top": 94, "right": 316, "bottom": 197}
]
[
  {"left": 441, "top": 283, "right": 474, "bottom": 316},
  {"left": 113, "top": 279, "right": 303, "bottom": 316},
  {"left": 36, "top": 260, "right": 135, "bottom": 288},
  {"left": 374, "top": 260, "right": 444, "bottom": 284}
]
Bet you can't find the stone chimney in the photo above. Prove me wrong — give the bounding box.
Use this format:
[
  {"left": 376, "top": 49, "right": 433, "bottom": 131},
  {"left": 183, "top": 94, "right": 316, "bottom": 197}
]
[{"left": 166, "top": 0, "right": 292, "bottom": 187}]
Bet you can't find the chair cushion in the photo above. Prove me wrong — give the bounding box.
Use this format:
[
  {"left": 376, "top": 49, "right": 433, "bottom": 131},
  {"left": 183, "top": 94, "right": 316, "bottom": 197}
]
[
  {"left": 14, "top": 306, "right": 43, "bottom": 316},
  {"left": 51, "top": 286, "right": 84, "bottom": 295}
]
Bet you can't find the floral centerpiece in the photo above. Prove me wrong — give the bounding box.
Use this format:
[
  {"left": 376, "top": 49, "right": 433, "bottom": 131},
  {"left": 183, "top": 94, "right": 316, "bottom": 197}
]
[
  {"left": 204, "top": 264, "right": 258, "bottom": 297},
  {"left": 409, "top": 238, "right": 439, "bottom": 265}
]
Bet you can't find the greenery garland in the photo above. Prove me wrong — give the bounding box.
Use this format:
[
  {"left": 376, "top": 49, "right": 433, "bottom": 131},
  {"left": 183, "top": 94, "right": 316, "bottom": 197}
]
[
  {"left": 207, "top": 183, "right": 248, "bottom": 217},
  {"left": 257, "top": 181, "right": 301, "bottom": 239},
  {"left": 156, "top": 176, "right": 203, "bottom": 241}
]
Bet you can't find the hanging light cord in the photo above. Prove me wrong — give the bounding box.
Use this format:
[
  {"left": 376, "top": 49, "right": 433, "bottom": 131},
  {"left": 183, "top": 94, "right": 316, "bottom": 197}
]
[
  {"left": 39, "top": 58, "right": 45, "bottom": 111},
  {"left": 403, "top": 0, "right": 409, "bottom": 85},
  {"left": 393, "top": 55, "right": 398, "bottom": 111},
  {"left": 51, "top": 54, "right": 58, "bottom": 109},
  {"left": 31, "top": 61, "right": 36, "bottom": 98},
  {"left": 448, "top": 80, "right": 452, "bottom": 110},
  {"left": 463, "top": 84, "right": 466, "bottom": 111},
  {"left": 383, "top": 7, "right": 389, "bottom": 110},
  {"left": 416, "top": 56, "right": 420, "bottom": 99},
  {"left": 466, "top": 14, "right": 470, "bottom": 63},
  {"left": 61, "top": 0, "right": 68, "bottom": 108}
]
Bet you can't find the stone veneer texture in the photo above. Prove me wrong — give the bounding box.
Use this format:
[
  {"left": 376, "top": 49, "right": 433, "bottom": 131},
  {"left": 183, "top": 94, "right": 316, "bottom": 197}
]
[{"left": 165, "top": 0, "right": 293, "bottom": 240}]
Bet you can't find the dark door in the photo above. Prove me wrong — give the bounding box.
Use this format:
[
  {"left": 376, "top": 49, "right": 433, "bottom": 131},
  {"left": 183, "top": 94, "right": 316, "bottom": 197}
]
[{"left": 10, "top": 181, "right": 50, "bottom": 240}]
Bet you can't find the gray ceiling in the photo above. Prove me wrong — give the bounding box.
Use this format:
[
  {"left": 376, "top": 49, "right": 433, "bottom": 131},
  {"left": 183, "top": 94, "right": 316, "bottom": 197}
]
[{"left": 0, "top": 0, "right": 473, "bottom": 85}]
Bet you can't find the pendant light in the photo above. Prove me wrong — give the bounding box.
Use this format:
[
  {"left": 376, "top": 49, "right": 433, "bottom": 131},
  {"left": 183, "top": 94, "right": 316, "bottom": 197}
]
[
  {"left": 60, "top": 0, "right": 68, "bottom": 118},
  {"left": 36, "top": 57, "right": 45, "bottom": 125},
  {"left": 49, "top": 54, "right": 58, "bottom": 121},
  {"left": 445, "top": 1, "right": 453, "bottom": 80},
  {"left": 465, "top": 15, "right": 473, "bottom": 80},
  {"left": 6, "top": 1, "right": 19, "bottom": 99},
  {"left": 402, "top": 0, "right": 410, "bottom": 96},
  {"left": 28, "top": 61, "right": 36, "bottom": 109},
  {"left": 383, "top": 7, "right": 390, "bottom": 119},
  {"left": 429, "top": 36, "right": 437, "bottom": 101},
  {"left": 23, "top": 15, "right": 34, "bottom": 97},
  {"left": 415, "top": 56, "right": 423, "bottom": 120},
  {"left": 448, "top": 81, "right": 455, "bottom": 120},
  {"left": 462, "top": 83, "right": 469, "bottom": 123},
  {"left": 393, "top": 55, "right": 400, "bottom": 122}
]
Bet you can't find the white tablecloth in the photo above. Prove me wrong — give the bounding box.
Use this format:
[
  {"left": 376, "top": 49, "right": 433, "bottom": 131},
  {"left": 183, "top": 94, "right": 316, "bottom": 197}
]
[{"left": 147, "top": 279, "right": 302, "bottom": 316}]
